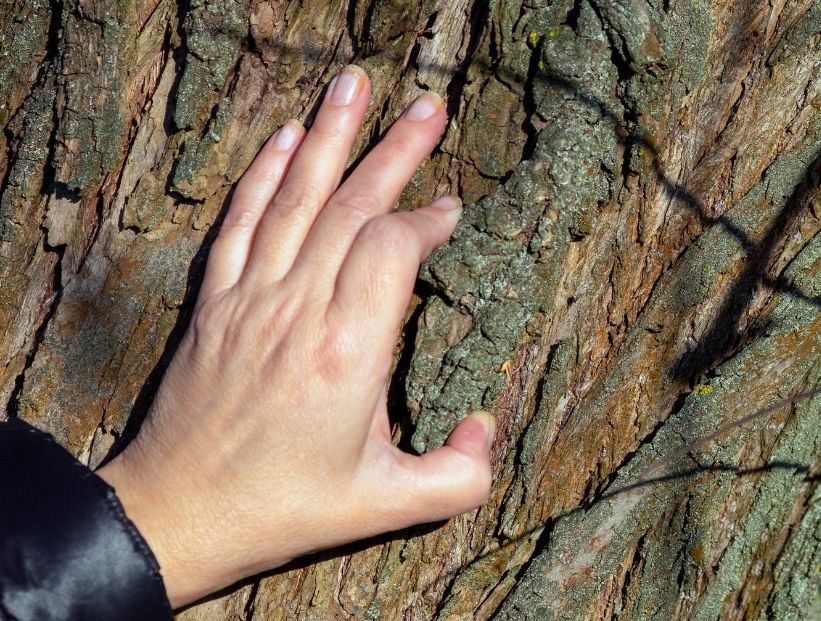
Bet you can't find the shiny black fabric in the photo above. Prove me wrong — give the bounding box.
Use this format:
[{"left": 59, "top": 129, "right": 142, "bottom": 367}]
[{"left": 0, "top": 418, "right": 172, "bottom": 621}]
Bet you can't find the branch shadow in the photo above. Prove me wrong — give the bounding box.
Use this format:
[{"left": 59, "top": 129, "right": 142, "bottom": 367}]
[
  {"left": 672, "top": 153, "right": 821, "bottom": 382},
  {"left": 176, "top": 519, "right": 447, "bottom": 614},
  {"left": 176, "top": 454, "right": 818, "bottom": 613},
  {"left": 81, "top": 1, "right": 819, "bottom": 611}
]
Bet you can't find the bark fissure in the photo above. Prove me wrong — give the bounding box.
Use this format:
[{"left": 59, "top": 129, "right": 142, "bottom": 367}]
[
  {"left": 1, "top": 0, "right": 819, "bottom": 618},
  {"left": 5, "top": 234, "right": 64, "bottom": 421}
]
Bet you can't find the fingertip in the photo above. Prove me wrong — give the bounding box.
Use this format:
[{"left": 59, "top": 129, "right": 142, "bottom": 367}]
[
  {"left": 431, "top": 195, "right": 462, "bottom": 210},
  {"left": 447, "top": 411, "right": 496, "bottom": 456},
  {"left": 270, "top": 120, "right": 305, "bottom": 152},
  {"left": 471, "top": 411, "right": 497, "bottom": 452},
  {"left": 345, "top": 64, "right": 370, "bottom": 89},
  {"left": 327, "top": 64, "right": 371, "bottom": 107},
  {"left": 429, "top": 196, "right": 463, "bottom": 225},
  {"left": 371, "top": 413, "right": 496, "bottom": 527},
  {"left": 404, "top": 92, "right": 446, "bottom": 122},
  {"left": 439, "top": 412, "right": 495, "bottom": 508}
]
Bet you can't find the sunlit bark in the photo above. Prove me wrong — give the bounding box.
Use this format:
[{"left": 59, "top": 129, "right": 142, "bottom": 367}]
[{"left": 0, "top": 1, "right": 818, "bottom": 618}]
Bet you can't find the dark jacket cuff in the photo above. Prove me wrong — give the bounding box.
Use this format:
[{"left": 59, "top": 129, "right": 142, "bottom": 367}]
[{"left": 0, "top": 418, "right": 173, "bottom": 621}]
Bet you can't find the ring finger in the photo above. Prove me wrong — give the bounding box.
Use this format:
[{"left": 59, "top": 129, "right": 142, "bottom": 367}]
[{"left": 243, "top": 65, "right": 371, "bottom": 285}]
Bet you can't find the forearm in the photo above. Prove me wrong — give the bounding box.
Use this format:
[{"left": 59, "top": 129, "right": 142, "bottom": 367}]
[{"left": 0, "top": 418, "right": 172, "bottom": 621}]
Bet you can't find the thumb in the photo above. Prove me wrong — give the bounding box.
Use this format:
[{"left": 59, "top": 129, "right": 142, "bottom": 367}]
[{"left": 378, "top": 412, "right": 495, "bottom": 527}]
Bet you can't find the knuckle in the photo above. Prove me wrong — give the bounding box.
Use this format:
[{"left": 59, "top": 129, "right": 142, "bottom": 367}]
[
  {"left": 262, "top": 294, "right": 301, "bottom": 336},
  {"left": 382, "top": 130, "right": 418, "bottom": 157},
  {"left": 415, "top": 210, "right": 445, "bottom": 231},
  {"left": 331, "top": 191, "right": 381, "bottom": 222},
  {"left": 270, "top": 184, "right": 322, "bottom": 219},
  {"left": 362, "top": 216, "right": 413, "bottom": 256},
  {"left": 190, "top": 298, "right": 228, "bottom": 349},
  {"left": 220, "top": 207, "right": 258, "bottom": 234},
  {"left": 311, "top": 124, "right": 347, "bottom": 150},
  {"left": 315, "top": 325, "right": 357, "bottom": 382}
]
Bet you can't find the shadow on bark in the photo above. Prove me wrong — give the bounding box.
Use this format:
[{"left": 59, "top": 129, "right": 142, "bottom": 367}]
[
  {"left": 176, "top": 449, "right": 819, "bottom": 612},
  {"left": 672, "top": 153, "right": 821, "bottom": 383},
  {"left": 87, "top": 11, "right": 818, "bottom": 611},
  {"left": 177, "top": 520, "right": 448, "bottom": 613},
  {"left": 536, "top": 70, "right": 820, "bottom": 308},
  {"left": 98, "top": 9, "right": 819, "bottom": 518},
  {"left": 99, "top": 194, "right": 223, "bottom": 465}
]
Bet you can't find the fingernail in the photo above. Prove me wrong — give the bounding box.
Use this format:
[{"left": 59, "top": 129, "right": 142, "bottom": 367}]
[
  {"left": 405, "top": 93, "right": 443, "bottom": 121},
  {"left": 272, "top": 121, "right": 300, "bottom": 151},
  {"left": 432, "top": 196, "right": 462, "bottom": 210},
  {"left": 469, "top": 411, "right": 496, "bottom": 451},
  {"left": 328, "top": 66, "right": 363, "bottom": 106},
  {"left": 432, "top": 196, "right": 463, "bottom": 218}
]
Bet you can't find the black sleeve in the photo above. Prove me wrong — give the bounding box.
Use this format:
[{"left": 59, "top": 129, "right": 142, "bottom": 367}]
[{"left": 0, "top": 418, "right": 173, "bottom": 621}]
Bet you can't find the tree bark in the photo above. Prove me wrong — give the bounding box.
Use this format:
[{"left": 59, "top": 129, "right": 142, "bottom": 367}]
[{"left": 1, "top": 0, "right": 819, "bottom": 619}]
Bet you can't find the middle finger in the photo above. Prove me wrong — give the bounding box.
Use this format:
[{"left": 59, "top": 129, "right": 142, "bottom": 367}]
[{"left": 290, "top": 93, "right": 447, "bottom": 299}]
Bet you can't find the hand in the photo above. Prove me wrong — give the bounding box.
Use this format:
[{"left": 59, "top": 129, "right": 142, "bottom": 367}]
[{"left": 97, "top": 65, "right": 495, "bottom": 608}]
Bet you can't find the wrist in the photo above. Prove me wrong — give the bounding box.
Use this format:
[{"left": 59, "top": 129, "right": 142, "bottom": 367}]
[
  {"left": 0, "top": 418, "right": 172, "bottom": 620},
  {"left": 97, "top": 452, "right": 194, "bottom": 608}
]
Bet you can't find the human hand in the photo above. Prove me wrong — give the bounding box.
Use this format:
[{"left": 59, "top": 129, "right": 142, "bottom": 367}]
[{"left": 97, "top": 65, "right": 495, "bottom": 608}]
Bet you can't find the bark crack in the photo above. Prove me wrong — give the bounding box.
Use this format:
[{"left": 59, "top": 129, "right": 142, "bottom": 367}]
[{"left": 5, "top": 236, "right": 65, "bottom": 421}]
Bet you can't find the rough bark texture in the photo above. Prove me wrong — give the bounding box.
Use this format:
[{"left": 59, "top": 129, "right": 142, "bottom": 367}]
[{"left": 1, "top": 0, "right": 819, "bottom": 619}]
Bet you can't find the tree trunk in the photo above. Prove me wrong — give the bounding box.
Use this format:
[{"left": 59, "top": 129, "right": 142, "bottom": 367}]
[{"left": 1, "top": 0, "right": 819, "bottom": 619}]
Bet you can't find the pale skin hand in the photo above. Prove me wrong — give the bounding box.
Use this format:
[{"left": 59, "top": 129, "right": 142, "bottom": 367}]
[{"left": 97, "top": 65, "right": 495, "bottom": 609}]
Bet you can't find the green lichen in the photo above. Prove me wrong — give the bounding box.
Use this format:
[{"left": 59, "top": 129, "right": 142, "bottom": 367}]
[
  {"left": 663, "top": 0, "right": 712, "bottom": 115},
  {"left": 483, "top": 2, "right": 821, "bottom": 616},
  {"left": 43, "top": 1, "right": 133, "bottom": 194},
  {"left": 766, "top": 0, "right": 821, "bottom": 68},
  {"left": 15, "top": 392, "right": 39, "bottom": 417},
  {"left": 532, "top": 21, "right": 622, "bottom": 239},
  {"left": 493, "top": 212, "right": 820, "bottom": 620},
  {"left": 174, "top": 59, "right": 214, "bottom": 132},
  {"left": 764, "top": 143, "right": 820, "bottom": 205},
  {"left": 410, "top": 163, "right": 561, "bottom": 451},
  {"left": 497, "top": 319, "right": 819, "bottom": 620},
  {"left": 692, "top": 374, "right": 821, "bottom": 621},
  {"left": 408, "top": 1, "right": 622, "bottom": 452},
  {"left": 171, "top": 98, "right": 234, "bottom": 199},
  {"left": 757, "top": 482, "right": 821, "bottom": 620},
  {"left": 0, "top": 83, "right": 55, "bottom": 242},
  {"left": 0, "top": 0, "right": 51, "bottom": 114},
  {"left": 173, "top": 0, "right": 248, "bottom": 130}
]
